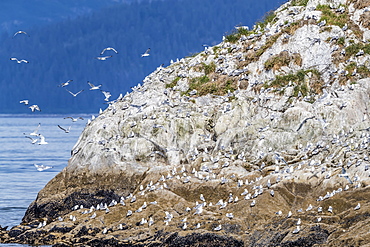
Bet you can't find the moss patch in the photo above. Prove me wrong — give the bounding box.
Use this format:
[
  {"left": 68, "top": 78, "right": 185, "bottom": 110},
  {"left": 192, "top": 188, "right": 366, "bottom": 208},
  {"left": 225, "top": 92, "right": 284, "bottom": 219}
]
[
  {"left": 166, "top": 77, "right": 181, "bottom": 88},
  {"left": 290, "top": 0, "right": 309, "bottom": 6},
  {"left": 264, "top": 51, "right": 302, "bottom": 71},
  {"left": 264, "top": 69, "right": 323, "bottom": 98}
]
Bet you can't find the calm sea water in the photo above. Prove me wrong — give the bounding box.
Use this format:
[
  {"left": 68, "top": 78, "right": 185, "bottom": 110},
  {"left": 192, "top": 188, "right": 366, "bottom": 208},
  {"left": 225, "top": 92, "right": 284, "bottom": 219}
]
[{"left": 0, "top": 114, "right": 89, "bottom": 246}]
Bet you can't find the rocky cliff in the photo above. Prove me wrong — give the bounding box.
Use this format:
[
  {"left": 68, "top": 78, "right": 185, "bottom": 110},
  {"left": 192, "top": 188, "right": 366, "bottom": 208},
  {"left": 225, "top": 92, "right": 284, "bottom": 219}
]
[{"left": 2, "top": 0, "right": 370, "bottom": 246}]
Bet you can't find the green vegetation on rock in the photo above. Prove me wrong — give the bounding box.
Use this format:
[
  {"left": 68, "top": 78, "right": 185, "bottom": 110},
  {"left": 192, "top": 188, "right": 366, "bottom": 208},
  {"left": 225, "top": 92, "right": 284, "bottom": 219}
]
[
  {"left": 265, "top": 69, "right": 322, "bottom": 97},
  {"left": 166, "top": 77, "right": 181, "bottom": 88},
  {"left": 317, "top": 4, "right": 347, "bottom": 28},
  {"left": 290, "top": 0, "right": 309, "bottom": 6}
]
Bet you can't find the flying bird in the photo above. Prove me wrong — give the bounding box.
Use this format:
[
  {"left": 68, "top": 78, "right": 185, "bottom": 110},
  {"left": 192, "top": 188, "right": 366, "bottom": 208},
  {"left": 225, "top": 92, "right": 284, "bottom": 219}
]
[
  {"left": 100, "top": 47, "right": 118, "bottom": 55},
  {"left": 141, "top": 48, "right": 150, "bottom": 57},
  {"left": 58, "top": 125, "right": 71, "bottom": 133},
  {"left": 19, "top": 100, "right": 29, "bottom": 105},
  {"left": 95, "top": 55, "right": 112, "bottom": 61},
  {"left": 66, "top": 89, "right": 84, "bottom": 97},
  {"left": 38, "top": 134, "right": 48, "bottom": 145},
  {"left": 101, "top": 90, "right": 111, "bottom": 101},
  {"left": 25, "top": 136, "right": 38, "bottom": 144},
  {"left": 64, "top": 116, "right": 84, "bottom": 122},
  {"left": 10, "top": 57, "right": 29, "bottom": 63},
  {"left": 58, "top": 80, "right": 73, "bottom": 87},
  {"left": 29, "top": 105, "right": 41, "bottom": 112},
  {"left": 24, "top": 123, "right": 41, "bottom": 136},
  {"left": 13, "top": 30, "right": 29, "bottom": 38},
  {"left": 34, "top": 164, "right": 53, "bottom": 171},
  {"left": 88, "top": 81, "right": 102, "bottom": 90}
]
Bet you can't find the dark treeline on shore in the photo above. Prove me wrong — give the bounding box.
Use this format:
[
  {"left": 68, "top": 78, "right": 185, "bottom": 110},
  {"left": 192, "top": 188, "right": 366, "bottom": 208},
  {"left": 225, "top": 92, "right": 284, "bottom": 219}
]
[{"left": 0, "top": 0, "right": 286, "bottom": 114}]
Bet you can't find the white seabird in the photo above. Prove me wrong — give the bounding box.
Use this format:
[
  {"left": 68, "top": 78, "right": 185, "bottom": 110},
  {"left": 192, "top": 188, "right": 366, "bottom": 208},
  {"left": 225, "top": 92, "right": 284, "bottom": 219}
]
[
  {"left": 214, "top": 224, "right": 222, "bottom": 231},
  {"left": 88, "top": 81, "right": 102, "bottom": 90},
  {"left": 95, "top": 55, "right": 112, "bottom": 61},
  {"left": 66, "top": 89, "right": 84, "bottom": 97},
  {"left": 292, "top": 226, "right": 300, "bottom": 234},
  {"left": 354, "top": 203, "right": 360, "bottom": 210},
  {"left": 25, "top": 135, "right": 38, "bottom": 144},
  {"left": 24, "top": 123, "right": 41, "bottom": 136},
  {"left": 141, "top": 48, "right": 150, "bottom": 57},
  {"left": 13, "top": 30, "right": 29, "bottom": 38},
  {"left": 10, "top": 57, "right": 29, "bottom": 63},
  {"left": 58, "top": 80, "right": 73, "bottom": 87},
  {"left": 38, "top": 134, "right": 48, "bottom": 145},
  {"left": 58, "top": 125, "right": 71, "bottom": 133},
  {"left": 19, "top": 100, "right": 29, "bottom": 105},
  {"left": 64, "top": 116, "right": 84, "bottom": 122},
  {"left": 101, "top": 90, "right": 111, "bottom": 101},
  {"left": 34, "top": 164, "right": 53, "bottom": 171},
  {"left": 29, "top": 104, "right": 41, "bottom": 112},
  {"left": 100, "top": 47, "right": 118, "bottom": 55}
]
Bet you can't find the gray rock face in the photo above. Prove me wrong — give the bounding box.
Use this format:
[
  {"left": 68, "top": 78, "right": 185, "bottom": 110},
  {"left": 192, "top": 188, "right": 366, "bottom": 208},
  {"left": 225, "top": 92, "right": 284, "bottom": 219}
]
[{"left": 3, "top": 0, "right": 370, "bottom": 246}]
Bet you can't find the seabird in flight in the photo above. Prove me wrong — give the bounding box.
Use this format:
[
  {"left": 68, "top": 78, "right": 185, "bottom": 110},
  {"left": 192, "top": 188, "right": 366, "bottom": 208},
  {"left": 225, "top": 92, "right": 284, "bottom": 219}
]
[
  {"left": 100, "top": 47, "right": 118, "bottom": 55},
  {"left": 95, "top": 55, "right": 112, "bottom": 61},
  {"left": 58, "top": 80, "right": 73, "bottom": 87},
  {"left": 29, "top": 104, "right": 41, "bottom": 112},
  {"left": 13, "top": 30, "right": 29, "bottom": 38},
  {"left": 141, "top": 48, "right": 150, "bottom": 57},
  {"left": 19, "top": 100, "right": 29, "bottom": 105},
  {"left": 66, "top": 89, "right": 84, "bottom": 97},
  {"left": 38, "top": 134, "right": 48, "bottom": 145},
  {"left": 58, "top": 125, "right": 71, "bottom": 133},
  {"left": 88, "top": 81, "right": 102, "bottom": 90},
  {"left": 101, "top": 90, "right": 111, "bottom": 101},
  {"left": 10, "top": 57, "right": 29, "bottom": 63},
  {"left": 64, "top": 116, "right": 84, "bottom": 122},
  {"left": 34, "top": 164, "right": 53, "bottom": 171}
]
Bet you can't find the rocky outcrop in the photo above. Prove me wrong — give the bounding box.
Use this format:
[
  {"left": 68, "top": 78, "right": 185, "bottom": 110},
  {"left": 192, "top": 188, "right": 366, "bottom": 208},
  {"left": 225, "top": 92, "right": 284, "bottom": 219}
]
[{"left": 2, "top": 0, "right": 370, "bottom": 246}]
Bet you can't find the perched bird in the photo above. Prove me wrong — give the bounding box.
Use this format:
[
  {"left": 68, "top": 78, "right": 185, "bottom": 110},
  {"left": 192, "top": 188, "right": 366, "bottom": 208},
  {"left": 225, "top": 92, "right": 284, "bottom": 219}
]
[
  {"left": 297, "top": 218, "right": 301, "bottom": 225},
  {"left": 292, "top": 226, "right": 300, "bottom": 234},
  {"left": 226, "top": 212, "right": 234, "bottom": 219},
  {"left": 306, "top": 204, "right": 313, "bottom": 211},
  {"left": 58, "top": 80, "right": 73, "bottom": 87},
  {"left": 328, "top": 206, "right": 333, "bottom": 213},
  {"left": 13, "top": 30, "right": 29, "bottom": 38},
  {"left": 148, "top": 217, "right": 154, "bottom": 226},
  {"left": 200, "top": 194, "right": 205, "bottom": 202},
  {"left": 214, "top": 224, "right": 222, "bottom": 231},
  {"left": 66, "top": 89, "right": 84, "bottom": 97},
  {"left": 29, "top": 105, "right": 41, "bottom": 112},
  {"left": 19, "top": 100, "right": 29, "bottom": 105},
  {"left": 10, "top": 57, "right": 29, "bottom": 63},
  {"left": 141, "top": 48, "right": 150, "bottom": 57},
  {"left": 95, "top": 55, "right": 112, "bottom": 61},
  {"left": 100, "top": 47, "right": 118, "bottom": 55},
  {"left": 270, "top": 190, "right": 275, "bottom": 197},
  {"left": 354, "top": 203, "right": 360, "bottom": 210},
  {"left": 287, "top": 211, "right": 292, "bottom": 218},
  {"left": 58, "top": 125, "right": 71, "bottom": 133},
  {"left": 88, "top": 81, "right": 102, "bottom": 90},
  {"left": 34, "top": 164, "right": 53, "bottom": 171}
]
